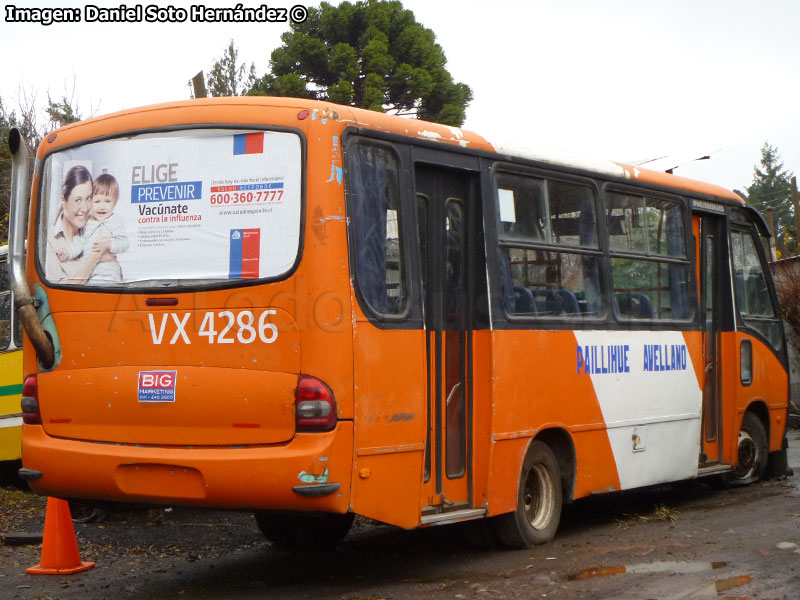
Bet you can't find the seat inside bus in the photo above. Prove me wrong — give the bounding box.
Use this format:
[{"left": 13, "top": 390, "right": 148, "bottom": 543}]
[{"left": 614, "top": 292, "right": 654, "bottom": 319}]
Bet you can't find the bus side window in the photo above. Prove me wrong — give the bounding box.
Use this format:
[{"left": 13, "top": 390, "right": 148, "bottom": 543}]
[
  {"left": 730, "top": 229, "right": 783, "bottom": 350},
  {"left": 495, "top": 172, "right": 603, "bottom": 319},
  {"left": 0, "top": 263, "right": 10, "bottom": 351},
  {"left": 348, "top": 142, "right": 408, "bottom": 318},
  {"left": 606, "top": 192, "right": 692, "bottom": 321}
]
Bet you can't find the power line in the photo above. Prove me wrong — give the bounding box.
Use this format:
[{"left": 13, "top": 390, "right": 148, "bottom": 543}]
[
  {"left": 747, "top": 187, "right": 794, "bottom": 199},
  {"left": 754, "top": 196, "right": 791, "bottom": 207}
]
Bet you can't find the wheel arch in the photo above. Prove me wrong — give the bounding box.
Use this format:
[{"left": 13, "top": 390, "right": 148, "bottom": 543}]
[
  {"left": 534, "top": 427, "right": 576, "bottom": 503},
  {"left": 744, "top": 400, "right": 770, "bottom": 440}
]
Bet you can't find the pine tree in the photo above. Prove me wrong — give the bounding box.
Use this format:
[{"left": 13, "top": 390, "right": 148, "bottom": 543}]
[
  {"left": 207, "top": 41, "right": 257, "bottom": 97},
  {"left": 45, "top": 93, "right": 82, "bottom": 128},
  {"left": 743, "top": 143, "right": 795, "bottom": 256},
  {"left": 249, "top": 0, "right": 472, "bottom": 127}
]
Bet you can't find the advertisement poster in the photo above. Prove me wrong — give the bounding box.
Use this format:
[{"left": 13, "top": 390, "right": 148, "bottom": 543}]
[{"left": 41, "top": 129, "right": 302, "bottom": 286}]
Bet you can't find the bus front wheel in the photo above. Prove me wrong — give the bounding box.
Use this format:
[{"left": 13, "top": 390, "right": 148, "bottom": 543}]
[
  {"left": 254, "top": 511, "right": 354, "bottom": 550},
  {"left": 493, "top": 440, "right": 562, "bottom": 548},
  {"left": 724, "top": 412, "right": 768, "bottom": 485}
]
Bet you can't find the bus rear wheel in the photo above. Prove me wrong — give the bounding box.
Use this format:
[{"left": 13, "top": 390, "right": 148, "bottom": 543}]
[
  {"left": 493, "top": 440, "right": 562, "bottom": 548},
  {"left": 724, "top": 412, "right": 768, "bottom": 486},
  {"left": 254, "top": 511, "right": 354, "bottom": 550}
]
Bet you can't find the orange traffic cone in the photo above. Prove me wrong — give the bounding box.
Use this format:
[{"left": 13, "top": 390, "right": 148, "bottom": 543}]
[{"left": 27, "top": 497, "right": 95, "bottom": 575}]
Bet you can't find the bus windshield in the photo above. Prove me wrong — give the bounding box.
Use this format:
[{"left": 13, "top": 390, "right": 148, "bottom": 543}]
[{"left": 38, "top": 129, "right": 302, "bottom": 289}]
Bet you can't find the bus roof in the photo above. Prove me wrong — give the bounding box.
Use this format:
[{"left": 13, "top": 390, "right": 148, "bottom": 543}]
[{"left": 44, "top": 96, "right": 744, "bottom": 205}]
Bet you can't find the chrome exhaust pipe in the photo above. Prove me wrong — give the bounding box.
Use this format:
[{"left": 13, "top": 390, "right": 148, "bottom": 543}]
[{"left": 8, "top": 128, "right": 55, "bottom": 369}]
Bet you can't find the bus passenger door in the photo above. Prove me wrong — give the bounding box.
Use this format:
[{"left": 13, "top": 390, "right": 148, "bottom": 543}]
[
  {"left": 415, "top": 165, "right": 476, "bottom": 515},
  {"left": 698, "top": 214, "right": 724, "bottom": 464}
]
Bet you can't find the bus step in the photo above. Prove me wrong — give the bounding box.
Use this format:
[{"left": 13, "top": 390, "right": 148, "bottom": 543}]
[
  {"left": 420, "top": 508, "right": 486, "bottom": 526},
  {"left": 696, "top": 463, "right": 732, "bottom": 477}
]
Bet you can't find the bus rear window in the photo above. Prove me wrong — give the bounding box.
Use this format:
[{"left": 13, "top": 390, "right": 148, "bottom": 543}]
[{"left": 38, "top": 129, "right": 302, "bottom": 288}]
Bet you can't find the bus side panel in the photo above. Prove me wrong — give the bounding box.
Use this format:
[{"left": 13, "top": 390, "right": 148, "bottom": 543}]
[
  {"left": 301, "top": 118, "right": 355, "bottom": 420},
  {"left": 489, "top": 327, "right": 705, "bottom": 508},
  {"left": 487, "top": 330, "right": 620, "bottom": 512},
  {"left": 575, "top": 330, "right": 702, "bottom": 490},
  {"left": 486, "top": 437, "right": 528, "bottom": 517},
  {"left": 470, "top": 330, "right": 494, "bottom": 510},
  {"left": 350, "top": 320, "right": 426, "bottom": 528},
  {"left": 720, "top": 331, "right": 789, "bottom": 460},
  {"left": 683, "top": 331, "right": 705, "bottom": 392},
  {"left": 0, "top": 419, "right": 22, "bottom": 462},
  {"left": 571, "top": 430, "right": 624, "bottom": 497},
  {"left": 0, "top": 349, "right": 22, "bottom": 462}
]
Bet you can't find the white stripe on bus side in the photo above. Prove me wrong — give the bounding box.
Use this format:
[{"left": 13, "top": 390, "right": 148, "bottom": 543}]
[{"left": 573, "top": 330, "right": 702, "bottom": 490}]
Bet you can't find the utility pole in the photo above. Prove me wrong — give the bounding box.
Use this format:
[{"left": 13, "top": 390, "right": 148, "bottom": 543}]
[
  {"left": 767, "top": 207, "right": 776, "bottom": 238},
  {"left": 792, "top": 176, "right": 800, "bottom": 248},
  {"left": 766, "top": 207, "right": 778, "bottom": 260},
  {"left": 191, "top": 72, "right": 207, "bottom": 99}
]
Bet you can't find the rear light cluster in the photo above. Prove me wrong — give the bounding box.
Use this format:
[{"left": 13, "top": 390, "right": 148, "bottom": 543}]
[
  {"left": 21, "top": 373, "right": 338, "bottom": 431},
  {"left": 295, "top": 375, "right": 337, "bottom": 432},
  {"left": 21, "top": 375, "right": 41, "bottom": 425}
]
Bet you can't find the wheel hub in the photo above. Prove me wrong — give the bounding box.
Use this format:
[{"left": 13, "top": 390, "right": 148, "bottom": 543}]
[
  {"left": 733, "top": 430, "right": 757, "bottom": 479},
  {"left": 523, "top": 463, "right": 556, "bottom": 531}
]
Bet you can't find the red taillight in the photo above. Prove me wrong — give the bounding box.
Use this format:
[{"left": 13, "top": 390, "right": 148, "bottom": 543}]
[
  {"left": 295, "top": 375, "right": 337, "bottom": 432},
  {"left": 21, "top": 375, "right": 41, "bottom": 425}
]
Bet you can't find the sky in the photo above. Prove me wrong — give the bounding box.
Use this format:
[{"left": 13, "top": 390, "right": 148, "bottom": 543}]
[{"left": 1, "top": 0, "right": 798, "bottom": 195}]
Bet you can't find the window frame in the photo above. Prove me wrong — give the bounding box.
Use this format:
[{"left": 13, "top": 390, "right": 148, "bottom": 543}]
[
  {"left": 34, "top": 125, "right": 307, "bottom": 295},
  {"left": 344, "top": 136, "right": 414, "bottom": 324},
  {"left": 729, "top": 224, "right": 785, "bottom": 353},
  {"left": 0, "top": 259, "right": 11, "bottom": 353},
  {"left": 491, "top": 164, "right": 607, "bottom": 323},
  {"left": 604, "top": 185, "right": 696, "bottom": 324},
  {"left": 0, "top": 256, "right": 20, "bottom": 353}
]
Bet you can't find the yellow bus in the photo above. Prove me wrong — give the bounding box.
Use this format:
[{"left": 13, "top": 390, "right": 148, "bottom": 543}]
[
  {"left": 7, "top": 98, "right": 789, "bottom": 548},
  {"left": 0, "top": 245, "right": 23, "bottom": 481}
]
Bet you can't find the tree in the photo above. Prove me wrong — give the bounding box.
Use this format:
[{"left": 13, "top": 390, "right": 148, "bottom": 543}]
[
  {"left": 5, "top": 89, "right": 42, "bottom": 157},
  {"left": 0, "top": 88, "right": 86, "bottom": 243},
  {"left": 0, "top": 98, "right": 11, "bottom": 160},
  {"left": 207, "top": 40, "right": 257, "bottom": 97},
  {"left": 0, "top": 94, "right": 40, "bottom": 244},
  {"left": 249, "top": 0, "right": 472, "bottom": 127},
  {"left": 0, "top": 98, "right": 13, "bottom": 243},
  {"left": 45, "top": 93, "right": 82, "bottom": 128},
  {"left": 740, "top": 143, "right": 795, "bottom": 257}
]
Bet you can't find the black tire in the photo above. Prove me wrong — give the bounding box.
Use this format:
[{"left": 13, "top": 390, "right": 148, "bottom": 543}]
[
  {"left": 723, "top": 412, "right": 768, "bottom": 486},
  {"left": 493, "top": 440, "right": 562, "bottom": 548},
  {"left": 765, "top": 437, "right": 793, "bottom": 479},
  {"left": 68, "top": 500, "right": 110, "bottom": 523},
  {"left": 254, "top": 511, "right": 354, "bottom": 550}
]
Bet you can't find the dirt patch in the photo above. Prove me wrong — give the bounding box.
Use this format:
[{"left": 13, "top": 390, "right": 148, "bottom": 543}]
[
  {"left": 0, "top": 487, "right": 47, "bottom": 535},
  {"left": 2, "top": 434, "right": 800, "bottom": 599}
]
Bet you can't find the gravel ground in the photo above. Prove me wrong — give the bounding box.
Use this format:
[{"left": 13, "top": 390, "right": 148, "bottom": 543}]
[{"left": 2, "top": 432, "right": 800, "bottom": 600}]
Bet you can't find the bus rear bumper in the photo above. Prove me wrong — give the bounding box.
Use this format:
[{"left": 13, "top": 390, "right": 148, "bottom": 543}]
[{"left": 21, "top": 421, "right": 353, "bottom": 513}]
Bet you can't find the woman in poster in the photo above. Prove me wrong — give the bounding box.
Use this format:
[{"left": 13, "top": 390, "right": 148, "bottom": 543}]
[{"left": 45, "top": 165, "right": 106, "bottom": 284}]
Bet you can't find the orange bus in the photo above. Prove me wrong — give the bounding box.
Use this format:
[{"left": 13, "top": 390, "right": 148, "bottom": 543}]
[{"left": 8, "top": 97, "right": 789, "bottom": 548}]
